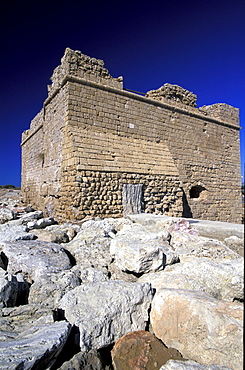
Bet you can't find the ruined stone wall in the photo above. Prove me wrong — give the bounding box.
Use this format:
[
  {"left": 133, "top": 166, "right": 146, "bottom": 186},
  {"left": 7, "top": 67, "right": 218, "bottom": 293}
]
[
  {"left": 21, "top": 85, "right": 69, "bottom": 215},
  {"left": 21, "top": 110, "right": 45, "bottom": 207},
  {"left": 59, "top": 75, "right": 241, "bottom": 222},
  {"left": 57, "top": 117, "right": 183, "bottom": 219},
  {"left": 21, "top": 48, "right": 242, "bottom": 223}
]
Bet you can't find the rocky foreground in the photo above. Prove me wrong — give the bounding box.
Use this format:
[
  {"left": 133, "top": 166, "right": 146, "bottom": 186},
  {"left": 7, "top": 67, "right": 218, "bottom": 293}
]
[{"left": 0, "top": 189, "right": 244, "bottom": 370}]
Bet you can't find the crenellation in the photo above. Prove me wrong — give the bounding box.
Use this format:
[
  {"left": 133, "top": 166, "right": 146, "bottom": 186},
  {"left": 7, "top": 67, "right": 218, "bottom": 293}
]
[
  {"left": 21, "top": 48, "right": 243, "bottom": 222},
  {"left": 146, "top": 83, "right": 197, "bottom": 107}
]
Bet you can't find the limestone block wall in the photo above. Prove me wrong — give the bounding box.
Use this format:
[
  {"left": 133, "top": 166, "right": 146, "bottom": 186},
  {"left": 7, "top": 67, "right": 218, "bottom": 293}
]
[
  {"left": 21, "top": 85, "right": 69, "bottom": 215},
  {"left": 61, "top": 76, "right": 241, "bottom": 222},
  {"left": 21, "top": 110, "right": 45, "bottom": 206},
  {"left": 21, "top": 48, "right": 242, "bottom": 223},
  {"left": 57, "top": 123, "right": 183, "bottom": 219}
]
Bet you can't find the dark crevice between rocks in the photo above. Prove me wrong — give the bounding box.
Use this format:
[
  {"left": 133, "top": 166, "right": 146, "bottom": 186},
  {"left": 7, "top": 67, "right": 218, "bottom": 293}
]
[
  {"left": 233, "top": 297, "right": 244, "bottom": 303},
  {"left": 123, "top": 270, "right": 144, "bottom": 278},
  {"left": 15, "top": 281, "right": 30, "bottom": 306},
  {"left": 98, "top": 343, "right": 114, "bottom": 369},
  {"left": 53, "top": 308, "right": 66, "bottom": 322},
  {"left": 145, "top": 301, "right": 155, "bottom": 333},
  {"left": 0, "top": 251, "right": 8, "bottom": 270},
  {"left": 63, "top": 248, "right": 76, "bottom": 267},
  {"left": 50, "top": 325, "right": 81, "bottom": 370}
]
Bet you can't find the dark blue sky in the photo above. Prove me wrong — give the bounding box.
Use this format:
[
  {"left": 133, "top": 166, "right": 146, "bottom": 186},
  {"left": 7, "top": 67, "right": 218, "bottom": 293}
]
[{"left": 0, "top": 0, "right": 244, "bottom": 186}]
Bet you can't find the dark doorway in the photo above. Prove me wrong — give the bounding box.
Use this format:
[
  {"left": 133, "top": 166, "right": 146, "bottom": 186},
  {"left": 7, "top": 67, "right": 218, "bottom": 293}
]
[
  {"left": 182, "top": 190, "right": 193, "bottom": 218},
  {"left": 189, "top": 185, "right": 206, "bottom": 199}
]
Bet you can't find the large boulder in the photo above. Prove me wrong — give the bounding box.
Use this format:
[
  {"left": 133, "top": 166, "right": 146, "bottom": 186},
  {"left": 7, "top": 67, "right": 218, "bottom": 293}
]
[
  {"left": 1, "top": 240, "right": 72, "bottom": 283},
  {"left": 0, "top": 208, "right": 15, "bottom": 224},
  {"left": 128, "top": 214, "right": 244, "bottom": 243},
  {"left": 169, "top": 232, "right": 240, "bottom": 262},
  {"left": 80, "top": 219, "right": 117, "bottom": 236},
  {"left": 46, "top": 223, "right": 81, "bottom": 241},
  {"left": 111, "top": 330, "right": 184, "bottom": 370},
  {"left": 139, "top": 257, "right": 244, "bottom": 301},
  {"left": 18, "top": 210, "right": 43, "bottom": 224},
  {"left": 0, "top": 224, "right": 36, "bottom": 243},
  {"left": 28, "top": 269, "right": 81, "bottom": 307},
  {"left": 58, "top": 280, "right": 154, "bottom": 351},
  {"left": 188, "top": 219, "right": 244, "bottom": 241},
  {"left": 150, "top": 288, "right": 243, "bottom": 370},
  {"left": 0, "top": 303, "right": 72, "bottom": 368},
  {"left": 64, "top": 227, "right": 113, "bottom": 274},
  {"left": 160, "top": 360, "right": 233, "bottom": 369},
  {"left": 0, "top": 304, "right": 54, "bottom": 339},
  {"left": 128, "top": 215, "right": 244, "bottom": 259},
  {"left": 56, "top": 349, "right": 108, "bottom": 370},
  {"left": 26, "top": 217, "right": 57, "bottom": 230},
  {"left": 110, "top": 223, "right": 177, "bottom": 274},
  {"left": 60, "top": 219, "right": 137, "bottom": 276},
  {"left": 0, "top": 320, "right": 71, "bottom": 369},
  {"left": 31, "top": 228, "right": 69, "bottom": 244},
  {"left": 74, "top": 266, "right": 109, "bottom": 283},
  {"left": 223, "top": 236, "right": 244, "bottom": 257}
]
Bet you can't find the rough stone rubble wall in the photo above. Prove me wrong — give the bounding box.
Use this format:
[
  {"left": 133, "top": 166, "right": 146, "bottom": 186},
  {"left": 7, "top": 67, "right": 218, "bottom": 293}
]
[{"left": 21, "top": 48, "right": 242, "bottom": 223}]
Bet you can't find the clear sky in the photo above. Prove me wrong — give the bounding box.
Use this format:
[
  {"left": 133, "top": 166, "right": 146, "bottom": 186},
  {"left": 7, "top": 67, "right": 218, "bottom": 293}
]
[{"left": 0, "top": 0, "right": 244, "bottom": 187}]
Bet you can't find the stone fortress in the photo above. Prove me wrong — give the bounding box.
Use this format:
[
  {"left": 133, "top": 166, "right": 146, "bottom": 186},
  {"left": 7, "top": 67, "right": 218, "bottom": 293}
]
[{"left": 21, "top": 48, "right": 242, "bottom": 223}]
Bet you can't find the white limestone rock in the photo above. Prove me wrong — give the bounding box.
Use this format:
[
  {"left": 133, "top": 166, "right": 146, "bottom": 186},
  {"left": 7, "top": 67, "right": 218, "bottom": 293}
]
[
  {"left": 139, "top": 257, "right": 244, "bottom": 301},
  {"left": 0, "top": 208, "right": 15, "bottom": 224},
  {"left": 80, "top": 218, "right": 117, "bottom": 236},
  {"left": 31, "top": 228, "right": 69, "bottom": 243},
  {"left": 170, "top": 231, "right": 240, "bottom": 262},
  {"left": 188, "top": 219, "right": 244, "bottom": 241},
  {"left": 0, "top": 320, "right": 71, "bottom": 369},
  {"left": 160, "top": 360, "right": 233, "bottom": 370},
  {"left": 0, "top": 224, "right": 36, "bottom": 243},
  {"left": 0, "top": 189, "right": 20, "bottom": 210},
  {"left": 106, "top": 217, "right": 134, "bottom": 232},
  {"left": 151, "top": 288, "right": 243, "bottom": 370},
  {"left": 0, "top": 304, "right": 55, "bottom": 340},
  {"left": 110, "top": 223, "right": 177, "bottom": 274},
  {"left": 46, "top": 223, "right": 81, "bottom": 241},
  {"left": 19, "top": 210, "right": 43, "bottom": 223},
  {"left": 58, "top": 280, "right": 154, "bottom": 351},
  {"left": 1, "top": 240, "right": 72, "bottom": 283},
  {"left": 26, "top": 216, "right": 57, "bottom": 230},
  {"left": 108, "top": 259, "right": 139, "bottom": 282},
  {"left": 127, "top": 213, "right": 177, "bottom": 229},
  {"left": 73, "top": 266, "right": 109, "bottom": 283},
  {"left": 28, "top": 269, "right": 81, "bottom": 307},
  {"left": 64, "top": 230, "right": 112, "bottom": 274},
  {"left": 223, "top": 235, "right": 244, "bottom": 257},
  {"left": 11, "top": 266, "right": 108, "bottom": 310}
]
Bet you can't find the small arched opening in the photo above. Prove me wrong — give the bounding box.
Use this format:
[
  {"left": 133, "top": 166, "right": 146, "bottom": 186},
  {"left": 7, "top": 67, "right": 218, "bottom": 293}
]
[{"left": 189, "top": 185, "right": 206, "bottom": 199}]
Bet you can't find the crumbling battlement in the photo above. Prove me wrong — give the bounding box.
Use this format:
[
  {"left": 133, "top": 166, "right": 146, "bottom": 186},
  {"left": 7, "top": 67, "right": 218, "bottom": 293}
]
[
  {"left": 48, "top": 48, "right": 123, "bottom": 95},
  {"left": 21, "top": 48, "right": 243, "bottom": 223},
  {"left": 146, "top": 83, "right": 197, "bottom": 107},
  {"left": 199, "top": 103, "right": 240, "bottom": 126}
]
